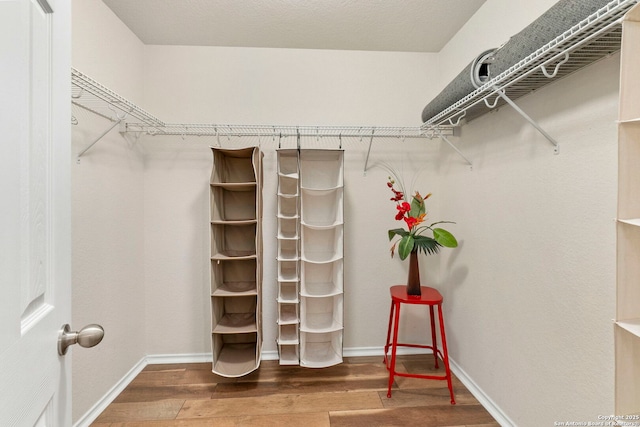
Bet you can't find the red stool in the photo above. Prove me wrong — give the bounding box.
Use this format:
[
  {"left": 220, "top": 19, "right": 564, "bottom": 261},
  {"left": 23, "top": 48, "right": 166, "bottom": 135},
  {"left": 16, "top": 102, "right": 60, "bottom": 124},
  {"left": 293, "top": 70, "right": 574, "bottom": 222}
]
[{"left": 383, "top": 285, "right": 455, "bottom": 404}]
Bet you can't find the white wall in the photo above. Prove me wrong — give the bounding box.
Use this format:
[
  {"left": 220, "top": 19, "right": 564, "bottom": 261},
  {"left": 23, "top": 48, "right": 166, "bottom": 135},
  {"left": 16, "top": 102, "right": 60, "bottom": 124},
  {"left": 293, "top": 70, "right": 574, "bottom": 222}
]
[
  {"left": 71, "top": 0, "right": 147, "bottom": 422},
  {"left": 140, "top": 46, "right": 443, "bottom": 355},
  {"left": 434, "top": 0, "right": 619, "bottom": 424},
  {"left": 142, "top": 45, "right": 437, "bottom": 126}
]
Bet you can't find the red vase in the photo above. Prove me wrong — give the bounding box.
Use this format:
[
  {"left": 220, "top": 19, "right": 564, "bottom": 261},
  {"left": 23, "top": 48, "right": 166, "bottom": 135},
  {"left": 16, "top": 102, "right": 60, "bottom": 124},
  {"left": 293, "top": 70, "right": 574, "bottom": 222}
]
[{"left": 407, "top": 249, "right": 421, "bottom": 297}]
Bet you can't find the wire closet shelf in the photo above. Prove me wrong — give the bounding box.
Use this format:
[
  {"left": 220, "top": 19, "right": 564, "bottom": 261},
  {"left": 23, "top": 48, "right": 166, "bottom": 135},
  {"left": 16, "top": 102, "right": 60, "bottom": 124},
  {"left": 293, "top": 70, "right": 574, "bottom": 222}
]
[
  {"left": 421, "top": 0, "right": 636, "bottom": 132},
  {"left": 71, "top": 68, "right": 445, "bottom": 141}
]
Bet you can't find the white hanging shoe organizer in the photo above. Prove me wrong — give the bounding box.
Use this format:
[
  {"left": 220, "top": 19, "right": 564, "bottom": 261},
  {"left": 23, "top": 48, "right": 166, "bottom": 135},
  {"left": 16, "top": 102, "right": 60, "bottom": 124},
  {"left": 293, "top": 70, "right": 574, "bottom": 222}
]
[
  {"left": 209, "top": 146, "right": 263, "bottom": 377},
  {"left": 276, "top": 150, "right": 301, "bottom": 365},
  {"left": 276, "top": 149, "right": 344, "bottom": 367}
]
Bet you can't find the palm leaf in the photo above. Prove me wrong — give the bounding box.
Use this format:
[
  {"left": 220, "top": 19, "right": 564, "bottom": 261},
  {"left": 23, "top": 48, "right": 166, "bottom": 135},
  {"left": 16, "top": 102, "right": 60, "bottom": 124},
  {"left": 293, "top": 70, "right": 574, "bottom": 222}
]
[{"left": 413, "top": 235, "right": 442, "bottom": 256}]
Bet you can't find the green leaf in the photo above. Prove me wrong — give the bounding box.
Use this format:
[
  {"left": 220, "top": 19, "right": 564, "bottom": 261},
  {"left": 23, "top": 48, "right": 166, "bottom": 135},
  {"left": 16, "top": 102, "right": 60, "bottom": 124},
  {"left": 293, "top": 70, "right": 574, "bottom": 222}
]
[
  {"left": 433, "top": 228, "right": 458, "bottom": 248},
  {"left": 388, "top": 228, "right": 409, "bottom": 240},
  {"left": 413, "top": 235, "right": 442, "bottom": 255},
  {"left": 410, "top": 194, "right": 425, "bottom": 218},
  {"left": 398, "top": 235, "right": 414, "bottom": 260}
]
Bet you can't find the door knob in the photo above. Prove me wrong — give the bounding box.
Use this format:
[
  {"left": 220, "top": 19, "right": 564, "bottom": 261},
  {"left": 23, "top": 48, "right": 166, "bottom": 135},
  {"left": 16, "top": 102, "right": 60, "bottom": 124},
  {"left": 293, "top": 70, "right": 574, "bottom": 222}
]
[{"left": 58, "top": 323, "right": 104, "bottom": 356}]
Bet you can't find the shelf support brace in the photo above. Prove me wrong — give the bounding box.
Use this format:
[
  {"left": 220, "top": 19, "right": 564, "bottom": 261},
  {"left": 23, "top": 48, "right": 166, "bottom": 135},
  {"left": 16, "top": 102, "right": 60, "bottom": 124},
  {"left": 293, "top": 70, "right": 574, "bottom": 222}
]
[
  {"left": 363, "top": 128, "right": 375, "bottom": 175},
  {"left": 77, "top": 116, "right": 125, "bottom": 160},
  {"left": 435, "top": 128, "right": 473, "bottom": 169},
  {"left": 492, "top": 87, "right": 559, "bottom": 154}
]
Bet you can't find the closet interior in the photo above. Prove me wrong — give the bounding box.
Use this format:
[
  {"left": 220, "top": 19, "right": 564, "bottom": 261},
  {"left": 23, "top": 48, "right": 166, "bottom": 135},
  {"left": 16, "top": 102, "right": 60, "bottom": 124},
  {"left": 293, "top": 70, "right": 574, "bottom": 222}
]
[{"left": 69, "top": 0, "right": 640, "bottom": 420}]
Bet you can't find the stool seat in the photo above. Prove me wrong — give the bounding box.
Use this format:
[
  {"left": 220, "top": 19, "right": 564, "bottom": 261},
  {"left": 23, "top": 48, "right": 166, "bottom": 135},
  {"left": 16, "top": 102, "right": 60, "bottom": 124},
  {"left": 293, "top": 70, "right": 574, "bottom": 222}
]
[
  {"left": 384, "top": 285, "right": 455, "bottom": 404},
  {"left": 390, "top": 285, "right": 443, "bottom": 305}
]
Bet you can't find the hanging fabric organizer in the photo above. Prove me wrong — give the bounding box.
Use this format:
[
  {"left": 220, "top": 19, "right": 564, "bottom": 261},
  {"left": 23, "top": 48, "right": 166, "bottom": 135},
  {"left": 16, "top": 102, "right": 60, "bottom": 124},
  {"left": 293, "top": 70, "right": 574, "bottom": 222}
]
[
  {"left": 209, "top": 146, "right": 264, "bottom": 377},
  {"left": 275, "top": 149, "right": 345, "bottom": 367}
]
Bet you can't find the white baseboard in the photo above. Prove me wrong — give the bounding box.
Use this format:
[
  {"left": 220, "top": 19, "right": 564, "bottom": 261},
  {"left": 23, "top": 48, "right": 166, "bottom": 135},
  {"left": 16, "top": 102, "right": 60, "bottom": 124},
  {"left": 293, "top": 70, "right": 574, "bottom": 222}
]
[
  {"left": 145, "top": 352, "right": 212, "bottom": 365},
  {"left": 447, "top": 358, "right": 515, "bottom": 427},
  {"left": 73, "top": 357, "right": 147, "bottom": 427},
  {"left": 74, "top": 348, "right": 513, "bottom": 427}
]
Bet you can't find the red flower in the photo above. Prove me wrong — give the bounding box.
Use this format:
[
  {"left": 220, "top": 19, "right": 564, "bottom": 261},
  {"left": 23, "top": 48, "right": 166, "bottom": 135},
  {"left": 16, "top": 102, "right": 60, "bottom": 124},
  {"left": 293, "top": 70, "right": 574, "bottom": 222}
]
[
  {"left": 404, "top": 216, "right": 417, "bottom": 230},
  {"left": 394, "top": 202, "right": 411, "bottom": 221}
]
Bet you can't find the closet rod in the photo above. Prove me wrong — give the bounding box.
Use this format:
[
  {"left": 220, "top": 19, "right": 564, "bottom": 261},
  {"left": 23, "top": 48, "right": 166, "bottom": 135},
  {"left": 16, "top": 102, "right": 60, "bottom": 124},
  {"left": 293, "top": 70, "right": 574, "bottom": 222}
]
[{"left": 125, "top": 123, "right": 452, "bottom": 139}]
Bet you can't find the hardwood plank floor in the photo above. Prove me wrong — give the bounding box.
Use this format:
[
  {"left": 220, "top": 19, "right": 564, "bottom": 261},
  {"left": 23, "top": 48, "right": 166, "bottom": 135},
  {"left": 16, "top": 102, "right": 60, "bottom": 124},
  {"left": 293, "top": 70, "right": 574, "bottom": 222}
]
[{"left": 91, "top": 355, "right": 499, "bottom": 426}]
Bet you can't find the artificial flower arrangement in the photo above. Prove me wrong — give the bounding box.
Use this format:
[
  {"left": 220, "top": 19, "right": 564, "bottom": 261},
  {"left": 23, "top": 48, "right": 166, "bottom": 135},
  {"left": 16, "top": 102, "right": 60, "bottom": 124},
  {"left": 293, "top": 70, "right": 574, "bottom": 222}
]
[{"left": 387, "top": 176, "right": 458, "bottom": 260}]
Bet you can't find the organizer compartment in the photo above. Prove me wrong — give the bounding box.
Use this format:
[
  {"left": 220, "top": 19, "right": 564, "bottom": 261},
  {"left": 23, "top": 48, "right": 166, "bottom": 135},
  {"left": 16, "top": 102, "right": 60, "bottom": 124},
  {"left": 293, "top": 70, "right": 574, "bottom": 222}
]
[
  {"left": 278, "top": 281, "right": 299, "bottom": 303},
  {"left": 301, "top": 260, "right": 343, "bottom": 296},
  {"left": 278, "top": 195, "right": 298, "bottom": 219},
  {"left": 212, "top": 333, "right": 259, "bottom": 378},
  {"left": 211, "top": 295, "right": 257, "bottom": 334},
  {"left": 211, "top": 258, "right": 257, "bottom": 295},
  {"left": 211, "top": 223, "right": 257, "bottom": 258},
  {"left": 278, "top": 260, "right": 298, "bottom": 282},
  {"left": 211, "top": 148, "right": 258, "bottom": 184},
  {"left": 301, "top": 188, "right": 344, "bottom": 227},
  {"left": 300, "top": 331, "right": 343, "bottom": 368},
  {"left": 300, "top": 295, "right": 343, "bottom": 332},
  {"left": 299, "top": 150, "right": 344, "bottom": 189},
  {"left": 210, "top": 185, "right": 257, "bottom": 222},
  {"left": 278, "top": 303, "right": 299, "bottom": 325},
  {"left": 278, "top": 323, "right": 299, "bottom": 344},
  {"left": 278, "top": 151, "right": 300, "bottom": 177},
  {"left": 277, "top": 238, "right": 299, "bottom": 261},
  {"left": 618, "top": 122, "right": 640, "bottom": 220},
  {"left": 301, "top": 224, "right": 344, "bottom": 263},
  {"left": 278, "top": 175, "right": 299, "bottom": 196},
  {"left": 277, "top": 217, "right": 298, "bottom": 239},
  {"left": 278, "top": 344, "right": 300, "bottom": 365}
]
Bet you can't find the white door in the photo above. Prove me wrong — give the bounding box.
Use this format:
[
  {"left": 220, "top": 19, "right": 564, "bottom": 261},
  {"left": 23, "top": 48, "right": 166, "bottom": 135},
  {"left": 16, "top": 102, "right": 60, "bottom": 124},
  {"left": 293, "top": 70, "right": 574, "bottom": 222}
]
[{"left": 0, "top": 0, "right": 72, "bottom": 425}]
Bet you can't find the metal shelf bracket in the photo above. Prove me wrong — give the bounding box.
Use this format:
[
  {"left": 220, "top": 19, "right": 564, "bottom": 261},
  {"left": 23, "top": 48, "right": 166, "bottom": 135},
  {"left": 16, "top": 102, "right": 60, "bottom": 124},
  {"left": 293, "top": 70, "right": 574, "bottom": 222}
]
[
  {"left": 491, "top": 86, "right": 560, "bottom": 154},
  {"left": 434, "top": 128, "right": 473, "bottom": 170},
  {"left": 76, "top": 110, "right": 130, "bottom": 161},
  {"left": 363, "top": 128, "right": 375, "bottom": 175}
]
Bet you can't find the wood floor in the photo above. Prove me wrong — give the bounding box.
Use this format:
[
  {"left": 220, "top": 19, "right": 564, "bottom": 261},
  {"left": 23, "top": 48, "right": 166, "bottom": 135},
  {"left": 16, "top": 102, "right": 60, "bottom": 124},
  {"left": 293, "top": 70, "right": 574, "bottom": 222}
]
[{"left": 91, "top": 355, "right": 499, "bottom": 426}]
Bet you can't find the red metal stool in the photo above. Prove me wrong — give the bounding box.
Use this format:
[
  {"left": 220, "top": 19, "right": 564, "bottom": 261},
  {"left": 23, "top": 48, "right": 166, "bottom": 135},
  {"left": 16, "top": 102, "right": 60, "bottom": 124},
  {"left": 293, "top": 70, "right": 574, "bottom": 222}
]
[{"left": 383, "top": 285, "right": 455, "bottom": 404}]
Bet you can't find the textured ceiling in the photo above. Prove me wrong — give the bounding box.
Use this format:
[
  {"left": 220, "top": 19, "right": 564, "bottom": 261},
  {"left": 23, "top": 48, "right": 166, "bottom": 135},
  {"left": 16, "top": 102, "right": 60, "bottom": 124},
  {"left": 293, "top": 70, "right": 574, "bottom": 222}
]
[{"left": 101, "top": 0, "right": 487, "bottom": 53}]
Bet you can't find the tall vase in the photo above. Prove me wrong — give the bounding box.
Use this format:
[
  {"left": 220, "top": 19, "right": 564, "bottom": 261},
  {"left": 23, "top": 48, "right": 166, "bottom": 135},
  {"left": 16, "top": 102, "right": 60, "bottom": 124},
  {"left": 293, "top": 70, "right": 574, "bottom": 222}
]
[{"left": 407, "top": 249, "right": 421, "bottom": 297}]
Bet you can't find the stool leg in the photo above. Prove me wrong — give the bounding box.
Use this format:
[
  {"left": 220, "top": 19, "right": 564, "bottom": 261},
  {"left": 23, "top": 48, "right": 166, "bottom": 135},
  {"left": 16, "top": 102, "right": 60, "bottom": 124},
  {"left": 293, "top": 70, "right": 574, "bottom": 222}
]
[
  {"left": 387, "top": 301, "right": 401, "bottom": 398},
  {"left": 383, "top": 299, "right": 395, "bottom": 366},
  {"left": 429, "top": 305, "right": 439, "bottom": 369},
  {"left": 437, "top": 303, "right": 455, "bottom": 405}
]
